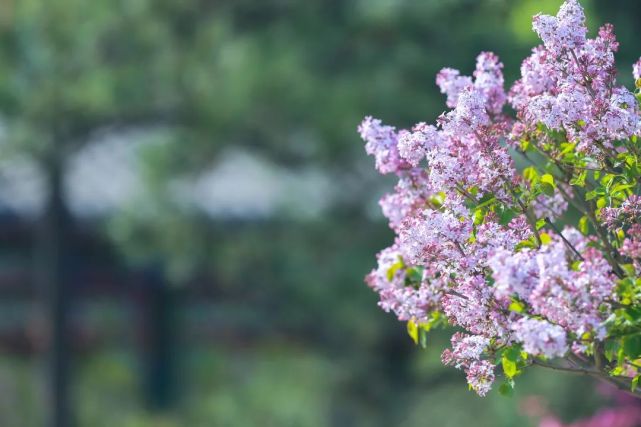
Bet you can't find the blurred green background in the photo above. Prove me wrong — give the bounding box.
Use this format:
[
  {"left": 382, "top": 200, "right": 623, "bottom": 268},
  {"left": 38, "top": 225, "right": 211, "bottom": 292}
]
[{"left": 0, "top": 0, "right": 639, "bottom": 426}]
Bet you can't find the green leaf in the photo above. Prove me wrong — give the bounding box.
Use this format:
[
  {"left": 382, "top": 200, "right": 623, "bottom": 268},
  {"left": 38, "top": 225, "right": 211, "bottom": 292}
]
[
  {"left": 632, "top": 376, "right": 640, "bottom": 392},
  {"left": 601, "top": 174, "right": 616, "bottom": 187},
  {"left": 623, "top": 335, "right": 641, "bottom": 359},
  {"left": 502, "top": 356, "right": 518, "bottom": 379},
  {"left": 623, "top": 307, "right": 641, "bottom": 322},
  {"left": 473, "top": 208, "right": 484, "bottom": 226},
  {"left": 604, "top": 340, "right": 619, "bottom": 363},
  {"left": 407, "top": 320, "right": 419, "bottom": 345},
  {"left": 570, "top": 171, "right": 587, "bottom": 187},
  {"left": 578, "top": 216, "right": 589, "bottom": 235},
  {"left": 540, "top": 183, "right": 555, "bottom": 196},
  {"left": 503, "top": 346, "right": 521, "bottom": 362},
  {"left": 509, "top": 299, "right": 525, "bottom": 313},
  {"left": 585, "top": 190, "right": 598, "bottom": 201},
  {"left": 498, "top": 206, "right": 517, "bottom": 225},
  {"left": 535, "top": 218, "right": 546, "bottom": 230},
  {"left": 540, "top": 232, "right": 552, "bottom": 245},
  {"left": 612, "top": 183, "right": 635, "bottom": 193},
  {"left": 405, "top": 267, "right": 423, "bottom": 284},
  {"left": 523, "top": 166, "right": 538, "bottom": 183},
  {"left": 475, "top": 195, "right": 497, "bottom": 209},
  {"left": 386, "top": 258, "right": 404, "bottom": 281},
  {"left": 560, "top": 142, "right": 577, "bottom": 154},
  {"left": 419, "top": 327, "right": 428, "bottom": 349},
  {"left": 541, "top": 174, "right": 556, "bottom": 188},
  {"left": 622, "top": 264, "right": 637, "bottom": 277},
  {"left": 515, "top": 238, "right": 538, "bottom": 250}
]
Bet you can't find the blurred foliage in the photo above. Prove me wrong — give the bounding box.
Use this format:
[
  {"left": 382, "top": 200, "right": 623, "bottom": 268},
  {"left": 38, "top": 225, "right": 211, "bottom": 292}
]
[{"left": 0, "top": 0, "right": 641, "bottom": 426}]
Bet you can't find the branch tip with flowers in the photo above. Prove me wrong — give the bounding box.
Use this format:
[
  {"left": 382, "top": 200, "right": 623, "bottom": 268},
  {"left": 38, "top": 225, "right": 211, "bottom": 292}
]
[{"left": 360, "top": 0, "right": 641, "bottom": 397}]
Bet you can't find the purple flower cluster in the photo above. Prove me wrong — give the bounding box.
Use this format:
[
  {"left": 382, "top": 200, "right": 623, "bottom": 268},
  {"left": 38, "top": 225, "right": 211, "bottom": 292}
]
[
  {"left": 634, "top": 58, "right": 641, "bottom": 82},
  {"left": 512, "top": 318, "right": 567, "bottom": 359},
  {"left": 491, "top": 232, "right": 615, "bottom": 340},
  {"left": 359, "top": 117, "right": 409, "bottom": 174},
  {"left": 442, "top": 332, "right": 495, "bottom": 396},
  {"left": 360, "top": 0, "right": 641, "bottom": 396},
  {"left": 602, "top": 195, "right": 641, "bottom": 230},
  {"left": 622, "top": 225, "right": 641, "bottom": 272},
  {"left": 513, "top": 0, "right": 640, "bottom": 153}
]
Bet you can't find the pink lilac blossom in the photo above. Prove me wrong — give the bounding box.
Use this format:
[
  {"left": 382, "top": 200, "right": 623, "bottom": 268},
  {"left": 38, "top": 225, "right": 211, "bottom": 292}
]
[
  {"left": 488, "top": 247, "right": 538, "bottom": 302},
  {"left": 397, "top": 199, "right": 473, "bottom": 269},
  {"left": 442, "top": 275, "right": 509, "bottom": 338},
  {"left": 442, "top": 333, "right": 495, "bottom": 396},
  {"left": 441, "top": 332, "right": 490, "bottom": 369},
  {"left": 359, "top": 116, "right": 408, "bottom": 174},
  {"left": 425, "top": 128, "right": 517, "bottom": 202},
  {"left": 621, "top": 225, "right": 641, "bottom": 273},
  {"left": 634, "top": 57, "right": 641, "bottom": 81},
  {"left": 379, "top": 168, "right": 433, "bottom": 231},
  {"left": 436, "top": 68, "right": 473, "bottom": 109},
  {"left": 509, "top": 47, "right": 557, "bottom": 111},
  {"left": 437, "top": 52, "right": 508, "bottom": 136},
  {"left": 359, "top": 0, "right": 639, "bottom": 397},
  {"left": 365, "top": 245, "right": 439, "bottom": 322},
  {"left": 473, "top": 51, "right": 507, "bottom": 115},
  {"left": 512, "top": 318, "right": 568, "bottom": 358},
  {"left": 466, "top": 360, "right": 496, "bottom": 397},
  {"left": 397, "top": 123, "right": 441, "bottom": 167},
  {"left": 487, "top": 230, "right": 616, "bottom": 341},
  {"left": 532, "top": 0, "right": 587, "bottom": 56},
  {"left": 601, "top": 195, "right": 641, "bottom": 230},
  {"left": 601, "top": 88, "right": 640, "bottom": 140},
  {"left": 441, "top": 86, "right": 491, "bottom": 135},
  {"left": 512, "top": 5, "right": 640, "bottom": 152},
  {"left": 532, "top": 188, "right": 569, "bottom": 220}
]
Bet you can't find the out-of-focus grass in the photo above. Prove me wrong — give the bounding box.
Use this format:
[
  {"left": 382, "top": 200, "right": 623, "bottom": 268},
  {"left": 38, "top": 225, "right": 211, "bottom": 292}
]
[{"left": 0, "top": 339, "right": 606, "bottom": 427}]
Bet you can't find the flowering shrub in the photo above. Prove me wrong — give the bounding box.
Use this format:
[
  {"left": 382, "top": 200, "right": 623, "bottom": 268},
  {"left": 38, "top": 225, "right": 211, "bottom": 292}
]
[{"left": 360, "top": 0, "right": 641, "bottom": 397}]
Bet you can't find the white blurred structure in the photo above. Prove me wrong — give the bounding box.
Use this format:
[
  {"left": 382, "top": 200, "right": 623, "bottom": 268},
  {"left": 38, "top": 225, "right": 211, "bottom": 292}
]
[{"left": 0, "top": 131, "right": 334, "bottom": 221}]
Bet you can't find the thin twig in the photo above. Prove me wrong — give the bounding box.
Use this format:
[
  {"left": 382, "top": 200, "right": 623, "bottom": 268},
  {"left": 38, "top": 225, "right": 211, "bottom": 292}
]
[{"left": 544, "top": 217, "right": 584, "bottom": 261}]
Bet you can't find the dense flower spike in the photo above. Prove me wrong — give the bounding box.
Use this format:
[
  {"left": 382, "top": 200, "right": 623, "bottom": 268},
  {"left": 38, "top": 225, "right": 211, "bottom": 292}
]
[
  {"left": 466, "top": 360, "right": 496, "bottom": 397},
  {"left": 512, "top": 318, "right": 568, "bottom": 358},
  {"left": 532, "top": 0, "right": 587, "bottom": 56},
  {"left": 359, "top": 116, "right": 408, "bottom": 174},
  {"left": 436, "top": 68, "right": 472, "bottom": 109},
  {"left": 512, "top": 3, "right": 640, "bottom": 153},
  {"left": 397, "top": 123, "right": 441, "bottom": 167},
  {"left": 360, "top": 0, "right": 641, "bottom": 397},
  {"left": 634, "top": 57, "right": 641, "bottom": 81}
]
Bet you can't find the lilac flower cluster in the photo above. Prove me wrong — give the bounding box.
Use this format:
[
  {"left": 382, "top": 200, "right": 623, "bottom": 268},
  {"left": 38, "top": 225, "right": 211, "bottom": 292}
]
[
  {"left": 512, "top": 318, "right": 568, "bottom": 359},
  {"left": 513, "top": 0, "right": 640, "bottom": 153},
  {"left": 360, "top": 0, "right": 641, "bottom": 397},
  {"left": 491, "top": 232, "right": 615, "bottom": 341},
  {"left": 634, "top": 58, "right": 641, "bottom": 82},
  {"left": 602, "top": 195, "right": 641, "bottom": 230}
]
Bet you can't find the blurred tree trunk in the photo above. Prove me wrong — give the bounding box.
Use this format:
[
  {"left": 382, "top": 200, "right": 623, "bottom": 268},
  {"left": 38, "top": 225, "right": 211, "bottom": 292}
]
[
  {"left": 139, "top": 266, "right": 176, "bottom": 412},
  {"left": 36, "top": 145, "right": 73, "bottom": 427}
]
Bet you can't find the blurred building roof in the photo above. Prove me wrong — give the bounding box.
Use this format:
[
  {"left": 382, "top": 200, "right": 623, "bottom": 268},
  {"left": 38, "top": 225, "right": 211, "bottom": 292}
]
[{"left": 0, "top": 132, "right": 334, "bottom": 221}]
